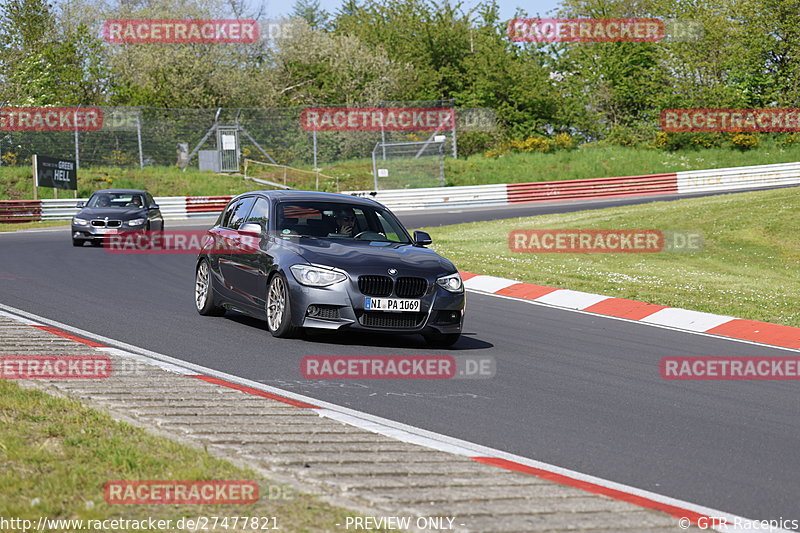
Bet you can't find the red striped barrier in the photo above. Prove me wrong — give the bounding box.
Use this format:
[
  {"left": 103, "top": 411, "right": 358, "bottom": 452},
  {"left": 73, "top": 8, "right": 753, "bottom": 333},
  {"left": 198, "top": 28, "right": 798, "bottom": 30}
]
[
  {"left": 185, "top": 196, "right": 232, "bottom": 215},
  {"left": 0, "top": 200, "right": 41, "bottom": 223},
  {"left": 507, "top": 173, "right": 678, "bottom": 203}
]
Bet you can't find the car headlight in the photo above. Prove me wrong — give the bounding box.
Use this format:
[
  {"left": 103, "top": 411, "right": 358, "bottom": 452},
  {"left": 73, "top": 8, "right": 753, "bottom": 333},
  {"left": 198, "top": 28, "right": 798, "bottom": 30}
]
[
  {"left": 436, "top": 272, "right": 463, "bottom": 293},
  {"left": 290, "top": 264, "right": 347, "bottom": 287},
  {"left": 73, "top": 217, "right": 88, "bottom": 226},
  {"left": 126, "top": 218, "right": 146, "bottom": 226}
]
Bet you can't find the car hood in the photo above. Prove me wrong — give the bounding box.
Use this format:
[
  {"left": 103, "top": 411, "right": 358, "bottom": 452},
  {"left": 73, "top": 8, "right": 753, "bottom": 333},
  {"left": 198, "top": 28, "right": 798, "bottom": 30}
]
[
  {"left": 76, "top": 208, "right": 146, "bottom": 220},
  {"left": 276, "top": 237, "right": 456, "bottom": 276}
]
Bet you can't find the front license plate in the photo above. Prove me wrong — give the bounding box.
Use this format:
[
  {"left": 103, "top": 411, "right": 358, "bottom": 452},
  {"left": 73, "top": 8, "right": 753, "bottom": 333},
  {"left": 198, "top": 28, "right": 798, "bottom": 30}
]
[
  {"left": 365, "top": 297, "right": 420, "bottom": 312},
  {"left": 96, "top": 228, "right": 118, "bottom": 234}
]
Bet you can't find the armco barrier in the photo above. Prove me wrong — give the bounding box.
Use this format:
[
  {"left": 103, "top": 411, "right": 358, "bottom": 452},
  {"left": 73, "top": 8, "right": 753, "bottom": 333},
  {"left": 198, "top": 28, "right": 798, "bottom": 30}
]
[
  {"left": 0, "top": 200, "right": 42, "bottom": 223},
  {"left": 347, "top": 184, "right": 507, "bottom": 210},
  {"left": 3, "top": 161, "right": 799, "bottom": 222},
  {"left": 676, "top": 161, "right": 800, "bottom": 193},
  {"left": 185, "top": 196, "right": 232, "bottom": 218},
  {"left": 506, "top": 173, "right": 677, "bottom": 203},
  {"left": 347, "top": 161, "right": 800, "bottom": 210}
]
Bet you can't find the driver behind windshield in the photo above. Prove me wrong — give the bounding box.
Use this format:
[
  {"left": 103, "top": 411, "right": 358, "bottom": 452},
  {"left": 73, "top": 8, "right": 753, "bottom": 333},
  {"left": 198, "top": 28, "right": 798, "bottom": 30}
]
[
  {"left": 96, "top": 195, "right": 111, "bottom": 208},
  {"left": 126, "top": 195, "right": 143, "bottom": 208},
  {"left": 335, "top": 209, "right": 356, "bottom": 236}
]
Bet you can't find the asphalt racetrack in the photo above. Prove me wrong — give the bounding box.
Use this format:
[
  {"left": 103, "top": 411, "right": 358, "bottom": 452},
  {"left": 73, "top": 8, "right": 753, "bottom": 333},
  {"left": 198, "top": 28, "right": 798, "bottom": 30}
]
[{"left": 1, "top": 192, "right": 797, "bottom": 522}]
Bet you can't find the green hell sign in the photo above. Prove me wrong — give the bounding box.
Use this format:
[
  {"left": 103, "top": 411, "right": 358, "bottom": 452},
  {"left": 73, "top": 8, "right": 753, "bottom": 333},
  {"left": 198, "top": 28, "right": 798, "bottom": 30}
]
[{"left": 33, "top": 155, "right": 77, "bottom": 190}]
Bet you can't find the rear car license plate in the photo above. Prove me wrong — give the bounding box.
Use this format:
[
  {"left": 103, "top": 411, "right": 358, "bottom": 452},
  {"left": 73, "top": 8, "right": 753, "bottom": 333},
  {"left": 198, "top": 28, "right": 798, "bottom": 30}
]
[{"left": 365, "top": 297, "right": 420, "bottom": 312}]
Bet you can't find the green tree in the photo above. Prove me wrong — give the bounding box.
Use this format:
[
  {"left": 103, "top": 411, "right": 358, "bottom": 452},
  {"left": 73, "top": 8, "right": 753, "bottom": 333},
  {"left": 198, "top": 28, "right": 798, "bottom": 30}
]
[
  {"left": 291, "top": 0, "right": 329, "bottom": 30},
  {"left": 99, "top": 0, "right": 278, "bottom": 107},
  {"left": 272, "top": 20, "right": 412, "bottom": 105},
  {"left": 0, "top": 0, "right": 109, "bottom": 104}
]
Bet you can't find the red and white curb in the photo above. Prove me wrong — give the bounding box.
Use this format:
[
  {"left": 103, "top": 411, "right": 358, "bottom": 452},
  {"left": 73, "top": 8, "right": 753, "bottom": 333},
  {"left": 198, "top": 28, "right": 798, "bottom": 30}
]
[
  {"left": 0, "top": 302, "right": 788, "bottom": 532},
  {"left": 461, "top": 272, "right": 800, "bottom": 352}
]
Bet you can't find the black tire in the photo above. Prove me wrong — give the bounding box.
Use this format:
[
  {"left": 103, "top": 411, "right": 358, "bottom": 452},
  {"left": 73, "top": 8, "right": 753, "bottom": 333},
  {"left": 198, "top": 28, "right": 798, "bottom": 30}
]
[
  {"left": 266, "top": 273, "right": 300, "bottom": 338},
  {"left": 423, "top": 331, "right": 461, "bottom": 348},
  {"left": 195, "top": 260, "right": 225, "bottom": 316},
  {"left": 72, "top": 239, "right": 83, "bottom": 247}
]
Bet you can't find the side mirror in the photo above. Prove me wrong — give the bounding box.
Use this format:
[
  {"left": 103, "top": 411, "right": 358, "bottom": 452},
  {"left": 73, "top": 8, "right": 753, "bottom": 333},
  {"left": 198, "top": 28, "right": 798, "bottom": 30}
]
[
  {"left": 238, "top": 223, "right": 263, "bottom": 236},
  {"left": 413, "top": 230, "right": 432, "bottom": 246},
  {"left": 76, "top": 202, "right": 84, "bottom": 208},
  {"left": 149, "top": 204, "right": 160, "bottom": 210}
]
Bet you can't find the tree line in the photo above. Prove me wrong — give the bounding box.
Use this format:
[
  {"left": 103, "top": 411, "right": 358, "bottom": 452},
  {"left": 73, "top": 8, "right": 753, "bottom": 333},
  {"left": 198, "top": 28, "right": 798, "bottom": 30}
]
[{"left": 1, "top": 0, "right": 798, "bottom": 153}]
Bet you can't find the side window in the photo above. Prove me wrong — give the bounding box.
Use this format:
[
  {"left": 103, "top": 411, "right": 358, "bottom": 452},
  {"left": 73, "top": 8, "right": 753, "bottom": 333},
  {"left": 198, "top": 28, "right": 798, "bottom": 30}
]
[
  {"left": 229, "top": 197, "right": 256, "bottom": 230},
  {"left": 375, "top": 211, "right": 401, "bottom": 242},
  {"left": 219, "top": 200, "right": 239, "bottom": 228},
  {"left": 146, "top": 193, "right": 155, "bottom": 207},
  {"left": 245, "top": 197, "right": 269, "bottom": 231}
]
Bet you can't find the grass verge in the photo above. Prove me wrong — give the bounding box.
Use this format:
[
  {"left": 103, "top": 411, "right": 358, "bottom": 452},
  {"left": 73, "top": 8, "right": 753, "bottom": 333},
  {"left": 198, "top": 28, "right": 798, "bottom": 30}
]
[
  {"left": 310, "top": 143, "right": 800, "bottom": 189},
  {"left": 422, "top": 187, "right": 800, "bottom": 327},
  {"left": 0, "top": 379, "right": 395, "bottom": 532},
  {"left": 0, "top": 220, "right": 69, "bottom": 232}
]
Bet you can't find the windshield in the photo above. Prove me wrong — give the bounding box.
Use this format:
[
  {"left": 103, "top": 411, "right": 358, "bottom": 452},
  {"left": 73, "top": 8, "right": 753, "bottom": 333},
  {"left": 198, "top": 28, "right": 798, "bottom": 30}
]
[
  {"left": 87, "top": 192, "right": 145, "bottom": 209},
  {"left": 275, "top": 201, "right": 411, "bottom": 244}
]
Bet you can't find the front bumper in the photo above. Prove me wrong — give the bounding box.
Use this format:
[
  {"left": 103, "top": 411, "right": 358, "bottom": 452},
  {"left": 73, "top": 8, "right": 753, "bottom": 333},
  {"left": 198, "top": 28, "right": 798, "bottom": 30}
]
[
  {"left": 286, "top": 274, "right": 465, "bottom": 335},
  {"left": 72, "top": 225, "right": 146, "bottom": 242}
]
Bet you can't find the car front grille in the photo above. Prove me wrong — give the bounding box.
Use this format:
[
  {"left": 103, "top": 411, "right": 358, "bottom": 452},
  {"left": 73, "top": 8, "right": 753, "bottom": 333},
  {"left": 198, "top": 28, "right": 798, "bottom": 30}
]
[
  {"left": 91, "top": 219, "right": 122, "bottom": 227},
  {"left": 395, "top": 277, "right": 427, "bottom": 298},
  {"left": 358, "top": 275, "right": 427, "bottom": 297},
  {"left": 358, "top": 275, "right": 393, "bottom": 296},
  {"left": 358, "top": 311, "right": 426, "bottom": 329}
]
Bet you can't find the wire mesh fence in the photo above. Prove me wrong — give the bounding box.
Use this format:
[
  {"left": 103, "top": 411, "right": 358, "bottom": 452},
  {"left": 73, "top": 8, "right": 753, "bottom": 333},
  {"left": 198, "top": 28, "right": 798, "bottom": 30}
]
[
  {"left": 0, "top": 100, "right": 458, "bottom": 169},
  {"left": 371, "top": 140, "right": 445, "bottom": 190}
]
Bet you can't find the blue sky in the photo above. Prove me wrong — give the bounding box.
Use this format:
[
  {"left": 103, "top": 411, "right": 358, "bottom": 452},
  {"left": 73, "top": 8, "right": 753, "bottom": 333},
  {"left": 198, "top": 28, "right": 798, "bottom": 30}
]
[{"left": 266, "top": 0, "right": 563, "bottom": 20}]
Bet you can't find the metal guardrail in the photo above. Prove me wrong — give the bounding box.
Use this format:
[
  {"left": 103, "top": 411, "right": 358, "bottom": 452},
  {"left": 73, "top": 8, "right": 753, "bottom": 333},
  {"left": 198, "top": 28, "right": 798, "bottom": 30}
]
[
  {"left": 185, "top": 196, "right": 231, "bottom": 218},
  {"left": 0, "top": 201, "right": 41, "bottom": 223},
  {"left": 2, "top": 161, "right": 798, "bottom": 223},
  {"left": 345, "top": 184, "right": 508, "bottom": 210},
  {"left": 507, "top": 173, "right": 678, "bottom": 203},
  {"left": 677, "top": 161, "right": 800, "bottom": 193}
]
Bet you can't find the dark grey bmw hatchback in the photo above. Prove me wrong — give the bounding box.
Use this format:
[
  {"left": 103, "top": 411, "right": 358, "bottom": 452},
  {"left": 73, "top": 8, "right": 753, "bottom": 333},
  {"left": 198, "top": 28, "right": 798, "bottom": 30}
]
[{"left": 194, "top": 191, "right": 465, "bottom": 346}]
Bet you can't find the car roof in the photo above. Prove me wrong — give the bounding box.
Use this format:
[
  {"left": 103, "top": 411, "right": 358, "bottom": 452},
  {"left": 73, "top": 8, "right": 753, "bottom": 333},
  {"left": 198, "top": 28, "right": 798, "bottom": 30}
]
[
  {"left": 92, "top": 189, "right": 149, "bottom": 195},
  {"left": 236, "top": 190, "right": 382, "bottom": 208}
]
